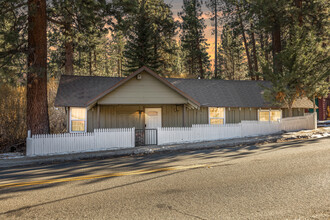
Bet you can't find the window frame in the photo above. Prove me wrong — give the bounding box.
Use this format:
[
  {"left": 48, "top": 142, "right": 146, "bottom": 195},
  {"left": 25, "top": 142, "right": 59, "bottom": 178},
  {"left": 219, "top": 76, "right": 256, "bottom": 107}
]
[
  {"left": 208, "top": 107, "right": 226, "bottom": 125},
  {"left": 258, "top": 109, "right": 282, "bottom": 122},
  {"left": 69, "top": 107, "right": 87, "bottom": 133}
]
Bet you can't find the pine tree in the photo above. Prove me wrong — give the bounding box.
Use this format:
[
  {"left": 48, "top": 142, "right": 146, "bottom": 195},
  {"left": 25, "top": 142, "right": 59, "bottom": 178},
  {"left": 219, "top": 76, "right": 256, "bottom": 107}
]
[
  {"left": 0, "top": 0, "right": 28, "bottom": 84},
  {"left": 218, "top": 25, "right": 245, "bottom": 80},
  {"left": 122, "top": 0, "right": 177, "bottom": 74},
  {"left": 27, "top": 0, "right": 50, "bottom": 134},
  {"left": 123, "top": 0, "right": 159, "bottom": 73},
  {"left": 206, "top": 0, "right": 222, "bottom": 78},
  {"left": 262, "top": 27, "right": 330, "bottom": 117},
  {"left": 179, "top": 0, "right": 210, "bottom": 78},
  {"left": 47, "top": 0, "right": 110, "bottom": 76}
]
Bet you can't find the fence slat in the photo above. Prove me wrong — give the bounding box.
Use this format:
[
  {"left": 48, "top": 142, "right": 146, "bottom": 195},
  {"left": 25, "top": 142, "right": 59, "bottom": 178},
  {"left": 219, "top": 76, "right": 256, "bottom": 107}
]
[{"left": 26, "top": 114, "right": 315, "bottom": 156}]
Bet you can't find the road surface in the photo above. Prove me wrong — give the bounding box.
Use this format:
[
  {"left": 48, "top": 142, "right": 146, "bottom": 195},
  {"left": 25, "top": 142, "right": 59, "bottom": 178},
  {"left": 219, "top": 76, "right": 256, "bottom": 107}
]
[{"left": 0, "top": 137, "right": 329, "bottom": 219}]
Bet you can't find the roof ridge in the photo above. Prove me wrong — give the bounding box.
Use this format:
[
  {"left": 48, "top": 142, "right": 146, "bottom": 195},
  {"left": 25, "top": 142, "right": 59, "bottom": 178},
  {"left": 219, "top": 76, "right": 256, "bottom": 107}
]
[{"left": 61, "top": 74, "right": 124, "bottom": 79}]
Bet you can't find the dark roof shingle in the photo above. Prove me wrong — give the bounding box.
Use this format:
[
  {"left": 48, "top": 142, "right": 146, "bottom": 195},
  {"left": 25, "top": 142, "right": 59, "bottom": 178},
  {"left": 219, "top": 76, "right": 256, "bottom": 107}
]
[
  {"left": 55, "top": 75, "right": 123, "bottom": 107},
  {"left": 55, "top": 74, "right": 313, "bottom": 109}
]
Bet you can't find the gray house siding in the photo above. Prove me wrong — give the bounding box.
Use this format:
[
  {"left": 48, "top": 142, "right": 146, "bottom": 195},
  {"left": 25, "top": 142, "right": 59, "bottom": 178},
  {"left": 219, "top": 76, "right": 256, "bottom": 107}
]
[
  {"left": 87, "top": 105, "right": 306, "bottom": 131},
  {"left": 226, "top": 108, "right": 258, "bottom": 124}
]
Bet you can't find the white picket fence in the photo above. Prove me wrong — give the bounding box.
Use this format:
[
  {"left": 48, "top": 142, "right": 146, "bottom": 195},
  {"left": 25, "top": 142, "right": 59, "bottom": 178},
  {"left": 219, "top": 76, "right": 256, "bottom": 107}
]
[
  {"left": 26, "top": 113, "right": 316, "bottom": 156},
  {"left": 26, "top": 128, "right": 135, "bottom": 156},
  {"left": 157, "top": 113, "right": 316, "bottom": 145}
]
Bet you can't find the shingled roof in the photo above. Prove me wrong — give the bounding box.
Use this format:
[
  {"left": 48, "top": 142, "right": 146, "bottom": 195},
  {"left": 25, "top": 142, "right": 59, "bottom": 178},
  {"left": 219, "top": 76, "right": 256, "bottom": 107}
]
[{"left": 55, "top": 71, "right": 313, "bottom": 109}]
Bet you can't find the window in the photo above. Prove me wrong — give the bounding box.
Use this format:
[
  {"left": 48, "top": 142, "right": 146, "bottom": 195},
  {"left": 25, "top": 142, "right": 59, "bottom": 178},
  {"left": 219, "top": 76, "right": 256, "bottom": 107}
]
[
  {"left": 209, "top": 107, "right": 225, "bottom": 124},
  {"left": 70, "top": 107, "right": 87, "bottom": 132},
  {"left": 258, "top": 109, "right": 282, "bottom": 122}
]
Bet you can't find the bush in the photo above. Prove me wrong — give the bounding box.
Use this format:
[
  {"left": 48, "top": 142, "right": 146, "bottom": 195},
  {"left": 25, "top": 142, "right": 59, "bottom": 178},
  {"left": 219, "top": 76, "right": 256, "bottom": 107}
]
[{"left": 0, "top": 78, "right": 67, "bottom": 153}]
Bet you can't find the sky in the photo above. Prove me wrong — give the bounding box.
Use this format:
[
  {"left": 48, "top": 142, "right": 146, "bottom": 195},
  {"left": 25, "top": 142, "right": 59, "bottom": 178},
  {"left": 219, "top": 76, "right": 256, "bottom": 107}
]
[{"left": 164, "top": 0, "right": 217, "bottom": 62}]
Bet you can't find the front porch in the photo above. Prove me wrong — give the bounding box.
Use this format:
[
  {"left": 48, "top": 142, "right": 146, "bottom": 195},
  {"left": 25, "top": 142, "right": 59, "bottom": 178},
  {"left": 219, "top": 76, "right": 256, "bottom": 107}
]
[{"left": 86, "top": 104, "right": 209, "bottom": 132}]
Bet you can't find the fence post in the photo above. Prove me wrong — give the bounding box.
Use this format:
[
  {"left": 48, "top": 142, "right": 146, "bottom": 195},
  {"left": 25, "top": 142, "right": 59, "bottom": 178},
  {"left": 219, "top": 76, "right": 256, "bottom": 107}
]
[
  {"left": 26, "top": 130, "right": 32, "bottom": 156},
  {"left": 313, "top": 112, "right": 317, "bottom": 130},
  {"left": 133, "top": 127, "right": 135, "bottom": 147}
]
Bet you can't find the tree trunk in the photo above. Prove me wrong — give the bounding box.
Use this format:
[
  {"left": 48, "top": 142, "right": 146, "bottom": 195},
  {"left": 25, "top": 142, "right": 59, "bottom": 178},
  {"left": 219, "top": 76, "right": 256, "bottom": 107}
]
[
  {"left": 64, "top": 39, "right": 74, "bottom": 75},
  {"left": 264, "top": 34, "right": 269, "bottom": 62},
  {"left": 272, "top": 22, "right": 282, "bottom": 74},
  {"left": 237, "top": 5, "right": 253, "bottom": 79},
  {"left": 27, "top": 0, "right": 50, "bottom": 134},
  {"left": 94, "top": 50, "right": 97, "bottom": 70},
  {"left": 117, "top": 58, "right": 120, "bottom": 77},
  {"left": 214, "top": 0, "right": 218, "bottom": 78},
  {"left": 288, "top": 100, "right": 294, "bottom": 117},
  {"left": 313, "top": 94, "right": 316, "bottom": 113},
  {"left": 250, "top": 23, "right": 259, "bottom": 80},
  {"left": 199, "top": 52, "right": 204, "bottom": 79},
  {"left": 89, "top": 51, "right": 92, "bottom": 76},
  {"left": 64, "top": 12, "right": 74, "bottom": 75},
  {"left": 288, "top": 105, "right": 293, "bottom": 117},
  {"left": 295, "top": 0, "right": 303, "bottom": 26}
]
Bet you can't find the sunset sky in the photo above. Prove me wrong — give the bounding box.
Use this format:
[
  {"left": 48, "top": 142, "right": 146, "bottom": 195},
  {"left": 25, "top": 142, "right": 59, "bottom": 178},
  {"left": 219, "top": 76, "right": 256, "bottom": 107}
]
[{"left": 164, "top": 0, "right": 218, "bottom": 62}]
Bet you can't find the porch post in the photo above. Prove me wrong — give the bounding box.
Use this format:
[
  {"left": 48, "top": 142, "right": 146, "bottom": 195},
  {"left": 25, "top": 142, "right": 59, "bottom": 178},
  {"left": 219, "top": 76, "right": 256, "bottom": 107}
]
[
  {"left": 182, "top": 104, "right": 186, "bottom": 127},
  {"left": 97, "top": 105, "right": 100, "bottom": 128},
  {"left": 67, "top": 107, "right": 70, "bottom": 132}
]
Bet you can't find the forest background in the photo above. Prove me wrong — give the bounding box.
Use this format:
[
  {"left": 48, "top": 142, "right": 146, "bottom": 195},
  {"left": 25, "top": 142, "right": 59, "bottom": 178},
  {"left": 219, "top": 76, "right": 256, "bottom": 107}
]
[{"left": 0, "top": 0, "right": 329, "bottom": 152}]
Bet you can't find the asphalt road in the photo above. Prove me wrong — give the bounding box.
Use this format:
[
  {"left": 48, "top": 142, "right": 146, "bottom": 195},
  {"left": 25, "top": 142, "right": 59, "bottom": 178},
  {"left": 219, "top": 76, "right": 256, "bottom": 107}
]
[{"left": 0, "top": 137, "right": 329, "bottom": 219}]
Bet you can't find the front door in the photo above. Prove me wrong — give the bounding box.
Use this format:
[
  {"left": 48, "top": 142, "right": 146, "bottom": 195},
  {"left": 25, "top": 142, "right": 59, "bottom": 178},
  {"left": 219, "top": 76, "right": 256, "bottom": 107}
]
[
  {"left": 145, "top": 108, "right": 162, "bottom": 128},
  {"left": 142, "top": 108, "right": 161, "bottom": 146}
]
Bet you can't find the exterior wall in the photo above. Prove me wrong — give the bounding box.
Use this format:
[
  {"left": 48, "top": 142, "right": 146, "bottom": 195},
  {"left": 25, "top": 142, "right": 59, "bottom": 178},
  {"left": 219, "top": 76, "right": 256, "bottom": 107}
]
[
  {"left": 98, "top": 71, "right": 188, "bottom": 105},
  {"left": 185, "top": 107, "right": 209, "bottom": 126},
  {"left": 281, "top": 108, "right": 305, "bottom": 118},
  {"left": 87, "top": 105, "right": 308, "bottom": 131},
  {"left": 317, "top": 94, "right": 330, "bottom": 120},
  {"left": 225, "top": 107, "right": 305, "bottom": 123},
  {"left": 226, "top": 107, "right": 258, "bottom": 124},
  {"left": 87, "top": 105, "right": 209, "bottom": 132}
]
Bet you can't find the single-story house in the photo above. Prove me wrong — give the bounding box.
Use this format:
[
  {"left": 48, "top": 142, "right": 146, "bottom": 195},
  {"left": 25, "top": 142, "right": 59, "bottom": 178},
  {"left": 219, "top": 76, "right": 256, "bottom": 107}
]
[{"left": 55, "top": 66, "right": 314, "bottom": 133}]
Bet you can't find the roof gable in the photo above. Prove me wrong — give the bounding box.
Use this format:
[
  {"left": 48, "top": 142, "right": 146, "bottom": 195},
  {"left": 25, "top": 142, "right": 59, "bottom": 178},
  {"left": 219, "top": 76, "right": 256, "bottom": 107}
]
[
  {"left": 86, "top": 66, "right": 200, "bottom": 107},
  {"left": 97, "top": 71, "right": 189, "bottom": 105}
]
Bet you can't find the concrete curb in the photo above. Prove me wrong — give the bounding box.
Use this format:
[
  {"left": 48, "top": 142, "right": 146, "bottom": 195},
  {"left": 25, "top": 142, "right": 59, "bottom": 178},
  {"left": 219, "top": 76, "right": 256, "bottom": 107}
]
[{"left": 0, "top": 130, "right": 328, "bottom": 169}]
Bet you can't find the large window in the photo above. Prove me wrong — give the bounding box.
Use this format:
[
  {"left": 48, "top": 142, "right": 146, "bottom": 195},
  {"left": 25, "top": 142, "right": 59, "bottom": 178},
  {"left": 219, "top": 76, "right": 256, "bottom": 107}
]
[
  {"left": 259, "top": 109, "right": 282, "bottom": 122},
  {"left": 209, "top": 107, "right": 225, "bottom": 124},
  {"left": 70, "top": 107, "right": 87, "bottom": 132}
]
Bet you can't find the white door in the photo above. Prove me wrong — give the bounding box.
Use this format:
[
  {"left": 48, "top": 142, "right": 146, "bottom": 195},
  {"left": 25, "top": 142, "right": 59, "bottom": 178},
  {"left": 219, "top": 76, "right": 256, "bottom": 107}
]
[
  {"left": 145, "top": 108, "right": 161, "bottom": 145},
  {"left": 145, "top": 108, "right": 162, "bottom": 128}
]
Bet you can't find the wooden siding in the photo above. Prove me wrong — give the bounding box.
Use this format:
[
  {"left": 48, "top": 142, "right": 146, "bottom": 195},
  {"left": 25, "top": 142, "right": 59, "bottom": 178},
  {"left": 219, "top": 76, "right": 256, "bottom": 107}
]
[
  {"left": 185, "top": 107, "right": 209, "bottom": 126},
  {"left": 87, "top": 105, "right": 307, "bottom": 131},
  {"left": 87, "top": 105, "right": 209, "bottom": 131},
  {"left": 226, "top": 108, "right": 258, "bottom": 123},
  {"left": 282, "top": 108, "right": 304, "bottom": 118},
  {"left": 97, "top": 72, "right": 188, "bottom": 105}
]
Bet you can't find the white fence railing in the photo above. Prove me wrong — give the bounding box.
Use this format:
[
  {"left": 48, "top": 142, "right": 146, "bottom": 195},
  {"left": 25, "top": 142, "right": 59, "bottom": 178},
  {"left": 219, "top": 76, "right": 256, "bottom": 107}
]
[
  {"left": 26, "top": 128, "right": 135, "bottom": 156},
  {"left": 26, "top": 113, "right": 316, "bottom": 156},
  {"left": 157, "top": 113, "right": 317, "bottom": 145}
]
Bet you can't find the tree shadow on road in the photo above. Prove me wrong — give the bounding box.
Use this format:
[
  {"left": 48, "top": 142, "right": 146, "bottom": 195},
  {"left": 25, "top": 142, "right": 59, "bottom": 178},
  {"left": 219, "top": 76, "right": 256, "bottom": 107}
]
[{"left": 0, "top": 137, "right": 327, "bottom": 194}]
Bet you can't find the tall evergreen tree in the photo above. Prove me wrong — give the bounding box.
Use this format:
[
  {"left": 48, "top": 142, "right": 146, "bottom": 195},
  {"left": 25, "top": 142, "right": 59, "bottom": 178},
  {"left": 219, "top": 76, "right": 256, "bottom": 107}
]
[
  {"left": 262, "top": 27, "right": 330, "bottom": 117},
  {"left": 179, "top": 0, "right": 210, "bottom": 78},
  {"left": 124, "top": 0, "right": 159, "bottom": 73},
  {"left": 122, "top": 0, "right": 177, "bottom": 74},
  {"left": 47, "top": 0, "right": 110, "bottom": 76},
  {"left": 218, "top": 25, "right": 245, "bottom": 80},
  {"left": 27, "top": 0, "right": 50, "bottom": 134},
  {"left": 206, "top": 0, "right": 222, "bottom": 78},
  {"left": 0, "top": 0, "right": 28, "bottom": 84}
]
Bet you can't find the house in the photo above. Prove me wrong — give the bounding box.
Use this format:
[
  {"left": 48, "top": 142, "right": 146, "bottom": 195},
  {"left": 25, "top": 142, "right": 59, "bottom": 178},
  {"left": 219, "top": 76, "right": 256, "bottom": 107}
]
[{"left": 55, "top": 66, "right": 314, "bottom": 133}]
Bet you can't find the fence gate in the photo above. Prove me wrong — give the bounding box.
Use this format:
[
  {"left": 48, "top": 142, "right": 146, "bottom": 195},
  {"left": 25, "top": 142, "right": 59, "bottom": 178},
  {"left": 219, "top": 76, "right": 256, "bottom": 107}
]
[{"left": 135, "top": 129, "right": 157, "bottom": 146}]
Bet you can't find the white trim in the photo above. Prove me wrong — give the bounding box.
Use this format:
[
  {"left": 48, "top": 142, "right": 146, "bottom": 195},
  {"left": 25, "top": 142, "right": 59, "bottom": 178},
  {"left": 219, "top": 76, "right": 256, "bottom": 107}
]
[
  {"left": 208, "top": 107, "right": 226, "bottom": 125},
  {"left": 258, "top": 109, "right": 282, "bottom": 122},
  {"left": 69, "top": 107, "right": 87, "bottom": 133},
  {"left": 145, "top": 108, "right": 162, "bottom": 128}
]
